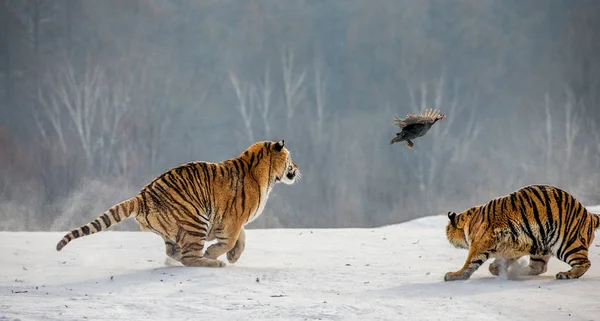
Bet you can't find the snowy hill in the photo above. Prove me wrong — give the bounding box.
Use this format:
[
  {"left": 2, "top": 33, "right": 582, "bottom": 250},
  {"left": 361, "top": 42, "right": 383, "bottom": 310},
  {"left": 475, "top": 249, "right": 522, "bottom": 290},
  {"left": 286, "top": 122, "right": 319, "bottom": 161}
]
[{"left": 3, "top": 207, "right": 600, "bottom": 321}]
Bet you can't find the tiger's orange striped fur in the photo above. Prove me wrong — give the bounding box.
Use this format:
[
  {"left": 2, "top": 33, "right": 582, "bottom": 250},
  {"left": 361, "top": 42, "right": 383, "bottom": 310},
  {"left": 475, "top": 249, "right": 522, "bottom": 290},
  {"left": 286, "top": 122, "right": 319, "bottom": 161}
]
[
  {"left": 56, "top": 140, "right": 300, "bottom": 267},
  {"left": 445, "top": 184, "right": 600, "bottom": 281}
]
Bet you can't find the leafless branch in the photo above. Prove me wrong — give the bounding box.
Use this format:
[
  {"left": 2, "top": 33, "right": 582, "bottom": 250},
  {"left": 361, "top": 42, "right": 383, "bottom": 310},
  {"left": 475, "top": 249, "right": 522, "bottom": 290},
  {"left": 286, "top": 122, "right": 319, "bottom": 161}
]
[
  {"left": 544, "top": 92, "right": 553, "bottom": 174},
  {"left": 313, "top": 58, "right": 327, "bottom": 139},
  {"left": 281, "top": 46, "right": 306, "bottom": 127},
  {"left": 256, "top": 65, "right": 272, "bottom": 137},
  {"left": 563, "top": 86, "right": 581, "bottom": 167},
  {"left": 35, "top": 58, "right": 134, "bottom": 176},
  {"left": 228, "top": 70, "right": 255, "bottom": 143}
]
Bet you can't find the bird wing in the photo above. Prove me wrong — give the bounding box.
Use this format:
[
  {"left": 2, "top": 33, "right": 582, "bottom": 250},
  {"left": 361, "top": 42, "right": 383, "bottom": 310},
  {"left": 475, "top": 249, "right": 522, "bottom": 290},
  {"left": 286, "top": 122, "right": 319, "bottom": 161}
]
[{"left": 393, "top": 108, "right": 440, "bottom": 128}]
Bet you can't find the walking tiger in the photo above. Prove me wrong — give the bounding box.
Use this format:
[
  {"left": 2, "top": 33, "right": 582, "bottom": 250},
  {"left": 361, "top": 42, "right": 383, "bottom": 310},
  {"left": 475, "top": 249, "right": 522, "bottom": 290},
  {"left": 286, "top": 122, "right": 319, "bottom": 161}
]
[{"left": 445, "top": 184, "right": 600, "bottom": 281}]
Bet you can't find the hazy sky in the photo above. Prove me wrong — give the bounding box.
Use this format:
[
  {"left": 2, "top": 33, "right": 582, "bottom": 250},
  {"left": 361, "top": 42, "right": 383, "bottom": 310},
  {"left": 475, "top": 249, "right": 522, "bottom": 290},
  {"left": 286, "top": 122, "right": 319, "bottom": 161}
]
[{"left": 0, "top": 0, "right": 599, "bottom": 231}]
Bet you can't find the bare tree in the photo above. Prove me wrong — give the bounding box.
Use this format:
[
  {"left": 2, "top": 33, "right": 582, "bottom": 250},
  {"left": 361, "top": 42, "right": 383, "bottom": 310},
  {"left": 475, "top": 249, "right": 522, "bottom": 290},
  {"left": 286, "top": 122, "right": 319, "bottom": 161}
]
[
  {"left": 313, "top": 57, "right": 327, "bottom": 139},
  {"left": 404, "top": 74, "right": 481, "bottom": 196},
  {"left": 544, "top": 92, "right": 552, "bottom": 175},
  {"left": 228, "top": 66, "right": 275, "bottom": 143},
  {"left": 228, "top": 70, "right": 255, "bottom": 144},
  {"left": 256, "top": 65, "right": 272, "bottom": 138},
  {"left": 281, "top": 46, "right": 306, "bottom": 128},
  {"left": 35, "top": 58, "right": 133, "bottom": 176},
  {"left": 563, "top": 86, "right": 581, "bottom": 168}
]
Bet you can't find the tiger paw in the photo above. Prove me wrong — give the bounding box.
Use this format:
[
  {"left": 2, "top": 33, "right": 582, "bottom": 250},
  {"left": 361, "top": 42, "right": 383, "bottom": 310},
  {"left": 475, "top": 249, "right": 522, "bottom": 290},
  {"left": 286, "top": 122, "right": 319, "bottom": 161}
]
[
  {"left": 444, "top": 271, "right": 469, "bottom": 281},
  {"left": 182, "top": 257, "right": 226, "bottom": 268},
  {"left": 488, "top": 263, "right": 501, "bottom": 276},
  {"left": 227, "top": 248, "right": 243, "bottom": 264},
  {"left": 203, "top": 259, "right": 226, "bottom": 268},
  {"left": 556, "top": 272, "right": 578, "bottom": 280}
]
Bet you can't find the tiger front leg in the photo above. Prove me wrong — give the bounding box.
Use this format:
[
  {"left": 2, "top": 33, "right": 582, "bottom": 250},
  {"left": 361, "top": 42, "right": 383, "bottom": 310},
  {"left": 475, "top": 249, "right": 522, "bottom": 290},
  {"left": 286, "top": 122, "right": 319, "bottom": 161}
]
[
  {"left": 445, "top": 240, "right": 494, "bottom": 281},
  {"left": 488, "top": 257, "right": 516, "bottom": 276},
  {"left": 528, "top": 254, "right": 551, "bottom": 275},
  {"left": 226, "top": 227, "right": 246, "bottom": 264}
]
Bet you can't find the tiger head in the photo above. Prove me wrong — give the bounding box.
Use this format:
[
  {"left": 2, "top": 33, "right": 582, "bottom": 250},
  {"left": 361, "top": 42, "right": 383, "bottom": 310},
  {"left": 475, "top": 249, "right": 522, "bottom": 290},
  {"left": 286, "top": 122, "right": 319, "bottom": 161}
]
[
  {"left": 445, "top": 206, "right": 480, "bottom": 249},
  {"left": 243, "top": 140, "right": 300, "bottom": 185},
  {"left": 271, "top": 140, "right": 300, "bottom": 185}
]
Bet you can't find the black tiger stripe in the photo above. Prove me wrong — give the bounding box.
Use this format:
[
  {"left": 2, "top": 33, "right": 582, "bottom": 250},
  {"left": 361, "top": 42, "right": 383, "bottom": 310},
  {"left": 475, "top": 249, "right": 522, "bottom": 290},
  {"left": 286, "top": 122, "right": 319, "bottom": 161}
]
[
  {"left": 109, "top": 209, "right": 119, "bottom": 223},
  {"left": 527, "top": 189, "right": 547, "bottom": 245},
  {"left": 228, "top": 165, "right": 234, "bottom": 189},
  {"left": 510, "top": 193, "right": 518, "bottom": 211},
  {"left": 91, "top": 220, "right": 101, "bottom": 231},
  {"left": 561, "top": 197, "right": 580, "bottom": 248},
  {"left": 231, "top": 159, "right": 240, "bottom": 177},
  {"left": 249, "top": 176, "right": 264, "bottom": 222},
  {"left": 539, "top": 186, "right": 555, "bottom": 236},
  {"left": 568, "top": 257, "right": 589, "bottom": 266},
  {"left": 563, "top": 245, "right": 587, "bottom": 262},
  {"left": 240, "top": 173, "right": 247, "bottom": 212},
  {"left": 516, "top": 192, "right": 540, "bottom": 253},
  {"left": 184, "top": 230, "right": 207, "bottom": 238},
  {"left": 249, "top": 152, "right": 256, "bottom": 167},
  {"left": 593, "top": 214, "right": 600, "bottom": 229},
  {"left": 210, "top": 163, "right": 217, "bottom": 179},
  {"left": 507, "top": 220, "right": 519, "bottom": 242},
  {"left": 100, "top": 214, "right": 111, "bottom": 227},
  {"left": 551, "top": 188, "right": 565, "bottom": 247},
  {"left": 176, "top": 219, "right": 208, "bottom": 233}
]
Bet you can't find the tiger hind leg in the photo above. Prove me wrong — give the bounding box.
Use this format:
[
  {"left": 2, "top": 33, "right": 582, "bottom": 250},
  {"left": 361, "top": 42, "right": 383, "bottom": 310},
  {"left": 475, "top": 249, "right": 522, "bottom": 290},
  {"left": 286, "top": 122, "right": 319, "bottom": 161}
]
[
  {"left": 528, "top": 254, "right": 551, "bottom": 275},
  {"left": 556, "top": 246, "right": 591, "bottom": 279},
  {"left": 162, "top": 236, "right": 182, "bottom": 265},
  {"left": 178, "top": 231, "right": 225, "bottom": 268}
]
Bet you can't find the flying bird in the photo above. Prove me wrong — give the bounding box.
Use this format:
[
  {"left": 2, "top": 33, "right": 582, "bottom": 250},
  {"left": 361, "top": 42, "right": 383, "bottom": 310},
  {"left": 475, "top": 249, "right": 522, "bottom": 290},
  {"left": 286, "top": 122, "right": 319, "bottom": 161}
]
[{"left": 390, "top": 108, "right": 445, "bottom": 148}]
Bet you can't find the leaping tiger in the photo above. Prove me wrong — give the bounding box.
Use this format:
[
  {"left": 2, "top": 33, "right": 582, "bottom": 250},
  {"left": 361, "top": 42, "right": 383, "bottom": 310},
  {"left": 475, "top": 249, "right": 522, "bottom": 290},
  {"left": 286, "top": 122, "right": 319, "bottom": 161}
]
[{"left": 56, "top": 140, "right": 300, "bottom": 268}]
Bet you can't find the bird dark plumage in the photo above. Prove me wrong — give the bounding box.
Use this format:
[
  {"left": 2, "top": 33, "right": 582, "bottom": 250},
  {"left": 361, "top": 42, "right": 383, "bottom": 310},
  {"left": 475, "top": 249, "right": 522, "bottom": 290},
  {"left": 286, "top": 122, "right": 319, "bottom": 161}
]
[{"left": 390, "top": 108, "right": 445, "bottom": 148}]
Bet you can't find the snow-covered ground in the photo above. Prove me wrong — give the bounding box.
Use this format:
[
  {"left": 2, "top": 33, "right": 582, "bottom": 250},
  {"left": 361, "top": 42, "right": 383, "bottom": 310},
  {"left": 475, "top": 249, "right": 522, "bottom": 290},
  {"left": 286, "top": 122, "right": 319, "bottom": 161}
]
[{"left": 3, "top": 207, "right": 600, "bottom": 321}]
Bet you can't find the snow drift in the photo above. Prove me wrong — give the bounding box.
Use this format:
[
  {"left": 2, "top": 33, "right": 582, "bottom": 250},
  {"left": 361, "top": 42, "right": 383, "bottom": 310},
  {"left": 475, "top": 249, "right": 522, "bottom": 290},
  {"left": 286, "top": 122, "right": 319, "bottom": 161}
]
[{"left": 3, "top": 207, "right": 600, "bottom": 320}]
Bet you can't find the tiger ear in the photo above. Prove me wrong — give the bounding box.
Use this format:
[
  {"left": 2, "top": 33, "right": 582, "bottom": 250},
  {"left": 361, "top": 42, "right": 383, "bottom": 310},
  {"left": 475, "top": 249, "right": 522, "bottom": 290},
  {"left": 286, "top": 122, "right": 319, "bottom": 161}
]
[
  {"left": 274, "top": 140, "right": 285, "bottom": 152},
  {"left": 448, "top": 212, "right": 457, "bottom": 227}
]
